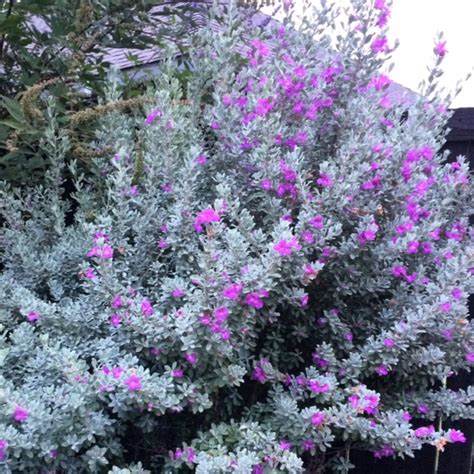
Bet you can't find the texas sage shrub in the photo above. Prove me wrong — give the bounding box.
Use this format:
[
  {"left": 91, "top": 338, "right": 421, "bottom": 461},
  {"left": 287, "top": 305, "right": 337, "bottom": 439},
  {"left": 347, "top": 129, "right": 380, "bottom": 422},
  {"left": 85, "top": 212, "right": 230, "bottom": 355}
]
[{"left": 0, "top": 0, "right": 473, "bottom": 472}]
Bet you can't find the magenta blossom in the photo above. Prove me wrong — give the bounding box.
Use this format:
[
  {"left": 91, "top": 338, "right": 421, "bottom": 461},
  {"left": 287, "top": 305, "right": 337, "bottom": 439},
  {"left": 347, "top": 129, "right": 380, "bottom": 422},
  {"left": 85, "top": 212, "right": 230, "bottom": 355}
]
[
  {"left": 88, "top": 244, "right": 113, "bottom": 259},
  {"left": 172, "top": 368, "right": 184, "bottom": 378},
  {"left": 316, "top": 173, "right": 333, "bottom": 188},
  {"left": 26, "top": 311, "right": 40, "bottom": 322},
  {"left": 223, "top": 283, "right": 243, "bottom": 300},
  {"left": 434, "top": 41, "right": 447, "bottom": 57},
  {"left": 144, "top": 108, "right": 162, "bottom": 125},
  {"left": 111, "top": 295, "right": 123, "bottom": 309},
  {"left": 447, "top": 429, "right": 466, "bottom": 443},
  {"left": 124, "top": 375, "right": 142, "bottom": 391},
  {"left": 466, "top": 352, "right": 474, "bottom": 363},
  {"left": 172, "top": 288, "right": 185, "bottom": 299},
  {"left": 110, "top": 314, "right": 121, "bottom": 327},
  {"left": 371, "top": 36, "right": 389, "bottom": 53},
  {"left": 311, "top": 412, "right": 325, "bottom": 426},
  {"left": 185, "top": 352, "right": 198, "bottom": 365},
  {"left": 194, "top": 208, "right": 220, "bottom": 233},
  {"left": 414, "top": 425, "right": 435, "bottom": 438},
  {"left": 214, "top": 306, "right": 230, "bottom": 322},
  {"left": 13, "top": 406, "right": 29, "bottom": 422},
  {"left": 308, "top": 380, "right": 330, "bottom": 393},
  {"left": 375, "top": 365, "right": 389, "bottom": 376},
  {"left": 273, "top": 238, "right": 301, "bottom": 256},
  {"left": 141, "top": 298, "right": 154, "bottom": 316},
  {"left": 245, "top": 289, "right": 269, "bottom": 309}
]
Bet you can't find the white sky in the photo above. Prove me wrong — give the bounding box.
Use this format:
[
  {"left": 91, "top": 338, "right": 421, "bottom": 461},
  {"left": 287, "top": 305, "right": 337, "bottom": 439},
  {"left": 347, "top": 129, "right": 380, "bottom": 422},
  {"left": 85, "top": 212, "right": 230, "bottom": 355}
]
[{"left": 262, "top": 0, "right": 474, "bottom": 108}]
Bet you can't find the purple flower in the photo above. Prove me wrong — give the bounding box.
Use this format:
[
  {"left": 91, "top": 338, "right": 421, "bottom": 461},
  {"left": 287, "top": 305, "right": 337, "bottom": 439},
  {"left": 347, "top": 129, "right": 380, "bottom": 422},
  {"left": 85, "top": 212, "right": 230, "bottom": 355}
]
[
  {"left": 13, "top": 406, "right": 29, "bottom": 422},
  {"left": 279, "top": 440, "right": 292, "bottom": 450},
  {"left": 110, "top": 314, "right": 121, "bottom": 327},
  {"left": 309, "top": 215, "right": 324, "bottom": 229},
  {"left": 371, "top": 36, "right": 388, "bottom": 53},
  {"left": 141, "top": 298, "right": 154, "bottom": 317},
  {"left": 417, "top": 403, "right": 429, "bottom": 415},
  {"left": 172, "top": 368, "right": 184, "bottom": 378},
  {"left": 144, "top": 108, "right": 162, "bottom": 125},
  {"left": 83, "top": 267, "right": 97, "bottom": 280},
  {"left": 451, "top": 288, "right": 463, "bottom": 300},
  {"left": 406, "top": 241, "right": 420, "bottom": 254},
  {"left": 302, "top": 439, "right": 315, "bottom": 452},
  {"left": 311, "top": 412, "right": 325, "bottom": 426},
  {"left": 26, "top": 311, "right": 40, "bottom": 322},
  {"left": 111, "top": 295, "right": 123, "bottom": 309},
  {"left": 124, "top": 374, "right": 142, "bottom": 391},
  {"left": 466, "top": 352, "right": 474, "bottom": 364},
  {"left": 273, "top": 238, "right": 301, "bottom": 256},
  {"left": 438, "top": 302, "right": 452, "bottom": 313},
  {"left": 88, "top": 244, "right": 114, "bottom": 259},
  {"left": 252, "top": 366, "right": 267, "bottom": 383},
  {"left": 448, "top": 429, "right": 466, "bottom": 443},
  {"left": 434, "top": 41, "right": 447, "bottom": 57},
  {"left": 415, "top": 425, "right": 435, "bottom": 438},
  {"left": 308, "top": 380, "right": 330, "bottom": 393},
  {"left": 375, "top": 364, "right": 389, "bottom": 376},
  {"left": 373, "top": 445, "right": 395, "bottom": 459},
  {"left": 214, "top": 306, "right": 230, "bottom": 322},
  {"left": 112, "top": 367, "right": 124, "bottom": 379},
  {"left": 172, "top": 288, "right": 185, "bottom": 299},
  {"left": 194, "top": 208, "right": 220, "bottom": 233},
  {"left": 245, "top": 290, "right": 269, "bottom": 309},
  {"left": 317, "top": 173, "right": 333, "bottom": 188},
  {"left": 383, "top": 338, "right": 395, "bottom": 348},
  {"left": 185, "top": 352, "right": 198, "bottom": 365},
  {"left": 223, "top": 283, "right": 243, "bottom": 300},
  {"left": 195, "top": 154, "right": 207, "bottom": 166}
]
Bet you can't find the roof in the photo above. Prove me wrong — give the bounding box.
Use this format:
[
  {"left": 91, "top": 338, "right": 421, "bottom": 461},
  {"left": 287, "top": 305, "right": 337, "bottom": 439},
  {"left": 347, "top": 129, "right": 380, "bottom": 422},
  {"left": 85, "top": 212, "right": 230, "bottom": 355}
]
[{"left": 445, "top": 107, "right": 474, "bottom": 141}]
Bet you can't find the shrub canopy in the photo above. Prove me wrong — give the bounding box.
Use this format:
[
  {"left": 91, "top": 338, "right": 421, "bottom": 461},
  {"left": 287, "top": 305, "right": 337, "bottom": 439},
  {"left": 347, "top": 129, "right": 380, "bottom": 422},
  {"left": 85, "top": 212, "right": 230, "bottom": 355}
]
[{"left": 0, "top": 1, "right": 472, "bottom": 472}]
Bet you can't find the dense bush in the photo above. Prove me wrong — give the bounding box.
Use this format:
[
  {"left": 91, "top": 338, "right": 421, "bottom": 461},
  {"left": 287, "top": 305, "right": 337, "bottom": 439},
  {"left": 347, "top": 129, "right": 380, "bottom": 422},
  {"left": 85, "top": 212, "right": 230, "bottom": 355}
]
[{"left": 0, "top": 1, "right": 473, "bottom": 472}]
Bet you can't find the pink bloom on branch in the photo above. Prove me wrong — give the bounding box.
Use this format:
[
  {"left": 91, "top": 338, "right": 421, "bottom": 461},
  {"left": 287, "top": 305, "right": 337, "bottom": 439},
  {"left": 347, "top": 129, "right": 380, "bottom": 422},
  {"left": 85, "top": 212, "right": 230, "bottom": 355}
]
[
  {"left": 194, "top": 208, "right": 220, "bottom": 233},
  {"left": 448, "top": 429, "right": 466, "bottom": 443},
  {"left": 414, "top": 425, "right": 435, "bottom": 438},
  {"left": 214, "top": 306, "right": 229, "bottom": 322},
  {"left": 317, "top": 173, "right": 333, "bottom": 188},
  {"left": 13, "top": 405, "right": 30, "bottom": 423},
  {"left": 279, "top": 440, "right": 292, "bottom": 450},
  {"left": 185, "top": 352, "right": 198, "bottom": 365},
  {"left": 172, "top": 288, "right": 185, "bottom": 299},
  {"left": 223, "top": 283, "right": 243, "bottom": 300},
  {"left": 112, "top": 367, "right": 124, "bottom": 379},
  {"left": 273, "top": 238, "right": 301, "bottom": 256},
  {"left": 172, "top": 368, "right": 184, "bottom": 378},
  {"left": 308, "top": 380, "right": 330, "bottom": 394},
  {"left": 371, "top": 36, "right": 389, "bottom": 53},
  {"left": 309, "top": 215, "right": 324, "bottom": 229},
  {"left": 13, "top": 406, "right": 29, "bottom": 422},
  {"left": 375, "top": 364, "right": 389, "bottom": 376},
  {"left": 311, "top": 412, "right": 325, "bottom": 426},
  {"left": 124, "top": 374, "right": 142, "bottom": 391},
  {"left": 245, "top": 289, "right": 269, "bottom": 309},
  {"left": 144, "top": 108, "right": 162, "bottom": 125},
  {"left": 195, "top": 154, "right": 207, "bottom": 166},
  {"left": 111, "top": 295, "right": 123, "bottom": 309},
  {"left": 383, "top": 338, "right": 395, "bottom": 348},
  {"left": 110, "top": 314, "right": 121, "bottom": 327},
  {"left": 27, "top": 311, "right": 40, "bottom": 322},
  {"left": 83, "top": 267, "right": 97, "bottom": 280},
  {"left": 417, "top": 403, "right": 429, "bottom": 415},
  {"left": 141, "top": 298, "right": 154, "bottom": 316},
  {"left": 434, "top": 41, "right": 447, "bottom": 57}
]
